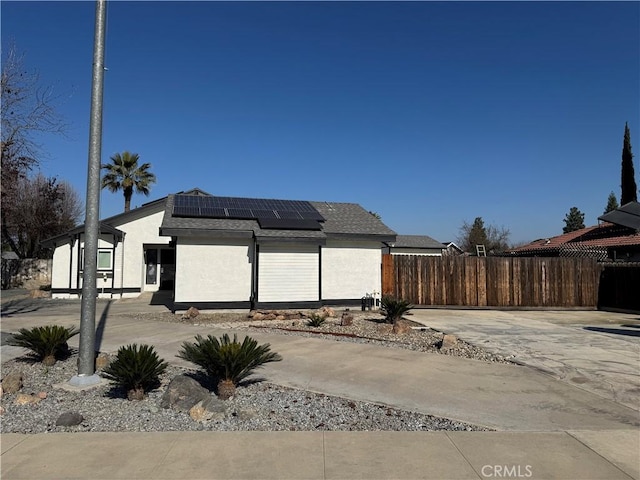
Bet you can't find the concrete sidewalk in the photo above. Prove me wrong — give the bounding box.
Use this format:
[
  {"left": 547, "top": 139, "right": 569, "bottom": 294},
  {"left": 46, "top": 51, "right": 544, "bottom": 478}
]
[
  {"left": 408, "top": 309, "right": 640, "bottom": 411},
  {"left": 1, "top": 430, "right": 638, "bottom": 479}
]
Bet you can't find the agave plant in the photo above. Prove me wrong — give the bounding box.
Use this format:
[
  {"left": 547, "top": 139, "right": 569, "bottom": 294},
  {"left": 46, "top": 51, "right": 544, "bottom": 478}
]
[
  {"left": 7, "top": 325, "right": 79, "bottom": 365},
  {"left": 178, "top": 333, "right": 282, "bottom": 400},
  {"left": 381, "top": 295, "right": 413, "bottom": 324},
  {"left": 102, "top": 344, "right": 168, "bottom": 400},
  {"left": 306, "top": 313, "right": 327, "bottom": 327}
]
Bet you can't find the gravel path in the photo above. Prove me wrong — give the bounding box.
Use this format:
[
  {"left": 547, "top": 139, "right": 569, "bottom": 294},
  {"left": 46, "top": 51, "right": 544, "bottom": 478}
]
[{"left": 1, "top": 309, "right": 508, "bottom": 434}]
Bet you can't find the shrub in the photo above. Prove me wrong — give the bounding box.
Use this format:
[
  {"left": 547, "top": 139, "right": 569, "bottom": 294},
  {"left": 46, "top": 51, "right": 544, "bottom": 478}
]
[
  {"left": 102, "top": 344, "right": 168, "bottom": 400},
  {"left": 306, "top": 313, "right": 327, "bottom": 327},
  {"left": 178, "top": 333, "right": 282, "bottom": 400},
  {"left": 381, "top": 296, "right": 413, "bottom": 324},
  {"left": 7, "top": 325, "right": 79, "bottom": 365}
]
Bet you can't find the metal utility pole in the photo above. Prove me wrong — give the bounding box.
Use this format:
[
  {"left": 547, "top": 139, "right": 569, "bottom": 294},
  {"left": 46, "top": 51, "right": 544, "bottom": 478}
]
[{"left": 71, "top": 0, "right": 107, "bottom": 386}]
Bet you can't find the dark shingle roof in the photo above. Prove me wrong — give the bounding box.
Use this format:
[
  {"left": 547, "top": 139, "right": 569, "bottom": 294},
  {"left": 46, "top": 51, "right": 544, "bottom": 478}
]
[
  {"left": 391, "top": 235, "right": 446, "bottom": 249},
  {"left": 160, "top": 194, "right": 396, "bottom": 241}
]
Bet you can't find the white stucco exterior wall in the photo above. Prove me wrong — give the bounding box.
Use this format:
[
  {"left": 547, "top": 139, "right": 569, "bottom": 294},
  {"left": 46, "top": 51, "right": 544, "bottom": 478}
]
[
  {"left": 51, "top": 241, "right": 72, "bottom": 296},
  {"left": 321, "top": 240, "right": 382, "bottom": 300},
  {"left": 174, "top": 237, "right": 253, "bottom": 303},
  {"left": 114, "top": 209, "right": 169, "bottom": 292}
]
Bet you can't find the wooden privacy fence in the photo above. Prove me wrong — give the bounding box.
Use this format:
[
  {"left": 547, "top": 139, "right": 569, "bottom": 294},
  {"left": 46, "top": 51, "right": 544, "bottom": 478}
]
[{"left": 382, "top": 255, "right": 602, "bottom": 307}]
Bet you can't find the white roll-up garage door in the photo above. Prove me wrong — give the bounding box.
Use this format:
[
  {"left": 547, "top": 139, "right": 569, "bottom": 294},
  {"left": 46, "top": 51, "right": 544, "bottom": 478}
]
[{"left": 258, "top": 244, "right": 319, "bottom": 303}]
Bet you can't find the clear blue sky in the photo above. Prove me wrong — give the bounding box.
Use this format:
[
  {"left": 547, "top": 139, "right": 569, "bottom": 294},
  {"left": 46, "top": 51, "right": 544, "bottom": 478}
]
[{"left": 2, "top": 1, "right": 639, "bottom": 245}]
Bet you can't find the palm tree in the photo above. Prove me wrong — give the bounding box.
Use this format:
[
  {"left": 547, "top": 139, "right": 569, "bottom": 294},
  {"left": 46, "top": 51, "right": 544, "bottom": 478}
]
[{"left": 101, "top": 151, "right": 156, "bottom": 212}]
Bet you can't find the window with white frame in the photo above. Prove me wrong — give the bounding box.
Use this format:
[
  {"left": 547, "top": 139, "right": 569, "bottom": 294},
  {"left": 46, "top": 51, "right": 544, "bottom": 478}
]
[{"left": 80, "top": 248, "right": 113, "bottom": 271}]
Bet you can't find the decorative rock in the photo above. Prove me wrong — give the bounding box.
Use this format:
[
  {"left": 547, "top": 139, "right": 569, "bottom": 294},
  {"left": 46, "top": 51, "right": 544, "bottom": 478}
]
[
  {"left": 251, "top": 312, "right": 265, "bottom": 321},
  {"left": 15, "top": 393, "right": 42, "bottom": 405},
  {"left": 0, "top": 406, "right": 4, "bottom": 415},
  {"left": 340, "top": 311, "right": 354, "bottom": 326},
  {"left": 189, "top": 395, "right": 227, "bottom": 422},
  {"left": 263, "top": 313, "right": 277, "bottom": 321},
  {"left": 2, "top": 371, "right": 24, "bottom": 394},
  {"left": 440, "top": 334, "right": 458, "bottom": 350},
  {"left": 392, "top": 320, "right": 412, "bottom": 335},
  {"left": 160, "top": 375, "right": 211, "bottom": 411},
  {"left": 95, "top": 352, "right": 112, "bottom": 371},
  {"left": 320, "top": 307, "right": 336, "bottom": 318},
  {"left": 276, "top": 315, "right": 286, "bottom": 321},
  {"left": 181, "top": 307, "right": 200, "bottom": 320},
  {"left": 56, "top": 411, "right": 84, "bottom": 426},
  {"left": 37, "top": 391, "right": 47, "bottom": 399}
]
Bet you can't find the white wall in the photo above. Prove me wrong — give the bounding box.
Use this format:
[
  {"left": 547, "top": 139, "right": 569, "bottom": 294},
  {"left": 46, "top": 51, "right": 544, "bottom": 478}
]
[
  {"left": 321, "top": 240, "right": 382, "bottom": 300},
  {"left": 51, "top": 242, "right": 72, "bottom": 296},
  {"left": 115, "top": 209, "right": 169, "bottom": 291},
  {"left": 175, "top": 237, "right": 253, "bottom": 303}
]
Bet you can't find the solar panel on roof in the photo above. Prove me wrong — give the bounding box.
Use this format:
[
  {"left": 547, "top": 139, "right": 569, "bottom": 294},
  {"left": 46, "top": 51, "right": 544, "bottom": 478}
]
[
  {"left": 226, "top": 208, "right": 254, "bottom": 219},
  {"left": 173, "top": 206, "right": 200, "bottom": 217},
  {"left": 172, "top": 194, "right": 325, "bottom": 222},
  {"left": 277, "top": 210, "right": 303, "bottom": 219},
  {"left": 252, "top": 209, "right": 278, "bottom": 219},
  {"left": 199, "top": 207, "right": 227, "bottom": 218}
]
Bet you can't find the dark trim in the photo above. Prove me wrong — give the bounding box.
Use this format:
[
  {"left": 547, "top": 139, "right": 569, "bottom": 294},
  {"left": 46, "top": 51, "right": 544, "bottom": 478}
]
[
  {"left": 255, "top": 301, "right": 322, "bottom": 310},
  {"left": 51, "top": 287, "right": 141, "bottom": 295},
  {"left": 160, "top": 228, "right": 254, "bottom": 238},
  {"left": 318, "top": 245, "right": 322, "bottom": 301},
  {"left": 255, "top": 236, "right": 326, "bottom": 245},
  {"left": 173, "top": 301, "right": 252, "bottom": 311},
  {"left": 322, "top": 299, "right": 363, "bottom": 307},
  {"left": 251, "top": 241, "right": 259, "bottom": 309}
]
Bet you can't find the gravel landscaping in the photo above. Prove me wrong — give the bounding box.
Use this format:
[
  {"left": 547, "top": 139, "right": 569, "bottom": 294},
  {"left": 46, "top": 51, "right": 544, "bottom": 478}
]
[{"left": 1, "top": 309, "right": 509, "bottom": 434}]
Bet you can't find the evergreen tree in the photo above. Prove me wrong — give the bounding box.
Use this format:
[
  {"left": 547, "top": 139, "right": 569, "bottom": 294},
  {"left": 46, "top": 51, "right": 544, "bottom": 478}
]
[
  {"left": 563, "top": 207, "right": 585, "bottom": 234},
  {"left": 621, "top": 122, "right": 637, "bottom": 204},
  {"left": 604, "top": 191, "right": 619, "bottom": 214}
]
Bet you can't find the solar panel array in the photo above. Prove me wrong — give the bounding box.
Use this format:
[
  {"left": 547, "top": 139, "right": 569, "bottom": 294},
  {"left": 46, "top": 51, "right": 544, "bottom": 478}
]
[{"left": 172, "top": 194, "right": 324, "bottom": 230}]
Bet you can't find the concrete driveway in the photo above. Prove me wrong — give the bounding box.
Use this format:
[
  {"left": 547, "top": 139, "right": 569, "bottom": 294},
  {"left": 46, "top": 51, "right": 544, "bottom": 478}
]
[
  {"left": 1, "top": 296, "right": 638, "bottom": 432},
  {"left": 409, "top": 309, "right": 640, "bottom": 412}
]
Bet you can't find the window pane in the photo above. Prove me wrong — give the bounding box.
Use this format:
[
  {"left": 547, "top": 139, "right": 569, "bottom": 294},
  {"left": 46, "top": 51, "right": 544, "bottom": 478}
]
[{"left": 97, "top": 251, "right": 111, "bottom": 269}]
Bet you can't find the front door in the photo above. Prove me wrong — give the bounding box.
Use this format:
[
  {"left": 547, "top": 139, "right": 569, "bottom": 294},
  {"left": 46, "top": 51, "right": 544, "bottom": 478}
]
[{"left": 159, "top": 248, "right": 175, "bottom": 290}]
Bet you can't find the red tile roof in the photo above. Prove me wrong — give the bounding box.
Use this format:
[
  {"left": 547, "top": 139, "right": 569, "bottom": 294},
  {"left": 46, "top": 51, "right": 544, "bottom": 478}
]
[{"left": 509, "top": 223, "right": 640, "bottom": 254}]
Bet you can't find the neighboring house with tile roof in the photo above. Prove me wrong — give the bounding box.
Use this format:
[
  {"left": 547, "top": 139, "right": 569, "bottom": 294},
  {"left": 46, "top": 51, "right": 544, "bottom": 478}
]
[
  {"left": 382, "top": 235, "right": 446, "bottom": 256},
  {"left": 44, "top": 188, "right": 396, "bottom": 310},
  {"left": 507, "top": 202, "right": 640, "bottom": 262}
]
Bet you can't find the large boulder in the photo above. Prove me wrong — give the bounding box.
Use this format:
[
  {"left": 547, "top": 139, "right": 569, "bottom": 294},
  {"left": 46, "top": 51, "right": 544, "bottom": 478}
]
[{"left": 160, "top": 375, "right": 214, "bottom": 411}]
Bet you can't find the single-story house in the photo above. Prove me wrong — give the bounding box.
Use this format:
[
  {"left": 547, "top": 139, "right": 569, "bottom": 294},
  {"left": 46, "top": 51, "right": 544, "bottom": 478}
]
[
  {"left": 382, "top": 235, "right": 446, "bottom": 256},
  {"left": 43, "top": 188, "right": 397, "bottom": 310},
  {"left": 507, "top": 202, "right": 640, "bottom": 261}
]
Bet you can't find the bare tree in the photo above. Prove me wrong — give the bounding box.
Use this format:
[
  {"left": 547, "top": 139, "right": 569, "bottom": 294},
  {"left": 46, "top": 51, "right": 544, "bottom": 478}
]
[
  {"left": 1, "top": 44, "right": 69, "bottom": 257},
  {"left": 1, "top": 44, "right": 66, "bottom": 183},
  {"left": 2, "top": 174, "right": 83, "bottom": 258}
]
